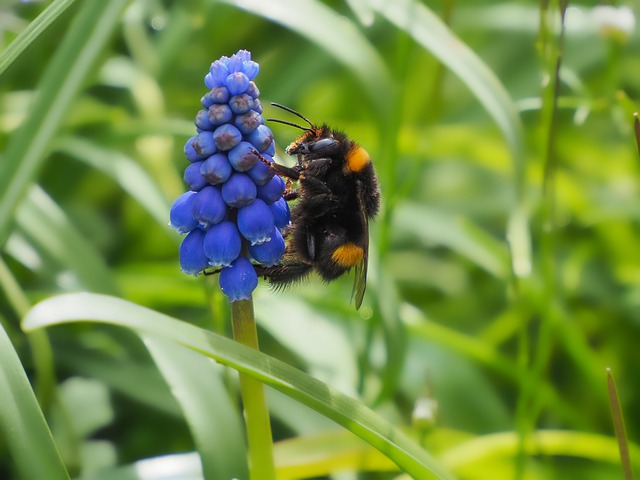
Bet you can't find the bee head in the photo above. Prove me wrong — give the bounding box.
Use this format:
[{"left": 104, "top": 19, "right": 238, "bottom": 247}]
[
  {"left": 267, "top": 103, "right": 371, "bottom": 173},
  {"left": 287, "top": 126, "right": 339, "bottom": 156}
]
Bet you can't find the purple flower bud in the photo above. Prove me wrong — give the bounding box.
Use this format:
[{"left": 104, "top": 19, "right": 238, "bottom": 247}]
[
  {"left": 246, "top": 81, "right": 260, "bottom": 99},
  {"left": 194, "top": 109, "right": 214, "bottom": 131},
  {"left": 192, "top": 186, "right": 227, "bottom": 227},
  {"left": 219, "top": 256, "right": 258, "bottom": 302},
  {"left": 226, "top": 54, "right": 244, "bottom": 74},
  {"left": 208, "top": 104, "right": 233, "bottom": 126},
  {"left": 249, "top": 227, "right": 285, "bottom": 266},
  {"left": 237, "top": 199, "right": 274, "bottom": 245},
  {"left": 252, "top": 98, "right": 263, "bottom": 114},
  {"left": 204, "top": 73, "right": 215, "bottom": 89},
  {"left": 228, "top": 141, "right": 260, "bottom": 172},
  {"left": 213, "top": 124, "right": 242, "bottom": 151},
  {"left": 246, "top": 155, "right": 275, "bottom": 186},
  {"left": 234, "top": 49, "right": 251, "bottom": 63},
  {"left": 234, "top": 110, "right": 262, "bottom": 135},
  {"left": 210, "top": 59, "right": 230, "bottom": 86},
  {"left": 184, "top": 161, "right": 208, "bottom": 191},
  {"left": 264, "top": 140, "right": 275, "bottom": 157},
  {"left": 256, "top": 174, "right": 285, "bottom": 205},
  {"left": 226, "top": 72, "right": 250, "bottom": 95},
  {"left": 201, "top": 86, "right": 230, "bottom": 107},
  {"left": 170, "top": 191, "right": 198, "bottom": 233},
  {"left": 247, "top": 124, "right": 274, "bottom": 153},
  {"left": 185, "top": 132, "right": 217, "bottom": 162},
  {"left": 203, "top": 221, "right": 242, "bottom": 267},
  {"left": 221, "top": 173, "right": 257, "bottom": 207},
  {"left": 180, "top": 229, "right": 209, "bottom": 275},
  {"left": 269, "top": 197, "right": 291, "bottom": 232},
  {"left": 242, "top": 61, "right": 259, "bottom": 80},
  {"left": 184, "top": 138, "right": 201, "bottom": 163},
  {"left": 229, "top": 93, "right": 254, "bottom": 115},
  {"left": 201, "top": 153, "right": 232, "bottom": 185}
]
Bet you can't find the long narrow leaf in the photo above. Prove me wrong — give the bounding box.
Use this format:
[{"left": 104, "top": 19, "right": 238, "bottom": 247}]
[
  {"left": 372, "top": 0, "right": 531, "bottom": 277},
  {"left": 23, "top": 293, "right": 455, "bottom": 480},
  {"left": 394, "top": 203, "right": 510, "bottom": 279},
  {"left": 372, "top": 0, "right": 524, "bottom": 186},
  {"left": 0, "top": 324, "right": 69, "bottom": 480},
  {"left": 0, "top": 0, "right": 76, "bottom": 78},
  {"left": 17, "top": 186, "right": 117, "bottom": 294},
  {"left": 55, "top": 137, "right": 171, "bottom": 228},
  {"left": 144, "top": 337, "right": 249, "bottom": 479},
  {"left": 440, "top": 430, "right": 640, "bottom": 473},
  {"left": 0, "top": 0, "right": 129, "bottom": 248},
  {"left": 77, "top": 452, "right": 202, "bottom": 480},
  {"left": 223, "top": 0, "right": 393, "bottom": 114}
]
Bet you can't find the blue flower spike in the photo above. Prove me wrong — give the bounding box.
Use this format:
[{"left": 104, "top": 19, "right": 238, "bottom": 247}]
[{"left": 172, "top": 50, "right": 290, "bottom": 302}]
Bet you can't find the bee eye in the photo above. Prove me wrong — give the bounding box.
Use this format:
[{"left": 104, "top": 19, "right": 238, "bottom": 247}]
[{"left": 308, "top": 137, "right": 338, "bottom": 153}]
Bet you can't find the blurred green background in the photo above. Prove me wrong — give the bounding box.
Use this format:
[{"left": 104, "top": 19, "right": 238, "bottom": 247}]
[{"left": 1, "top": 0, "right": 639, "bottom": 479}]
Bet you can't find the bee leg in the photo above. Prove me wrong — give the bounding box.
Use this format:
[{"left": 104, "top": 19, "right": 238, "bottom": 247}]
[
  {"left": 253, "top": 148, "right": 302, "bottom": 180},
  {"left": 283, "top": 179, "right": 299, "bottom": 200},
  {"left": 255, "top": 262, "right": 313, "bottom": 286},
  {"left": 263, "top": 158, "right": 301, "bottom": 180},
  {"left": 271, "top": 163, "right": 300, "bottom": 180}
]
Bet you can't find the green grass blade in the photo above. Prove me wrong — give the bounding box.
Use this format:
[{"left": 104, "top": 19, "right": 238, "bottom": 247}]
[
  {"left": 222, "top": 0, "right": 393, "bottom": 113},
  {"left": 394, "top": 203, "right": 510, "bottom": 279},
  {"left": 0, "top": 0, "right": 76, "bottom": 78},
  {"left": 345, "top": 0, "right": 375, "bottom": 26},
  {"left": 607, "top": 368, "right": 634, "bottom": 480},
  {"left": 0, "top": 323, "right": 69, "bottom": 480},
  {"left": 373, "top": 0, "right": 523, "bottom": 184},
  {"left": 17, "top": 186, "right": 118, "bottom": 294},
  {"left": 144, "top": 337, "right": 249, "bottom": 479},
  {"left": 77, "top": 452, "right": 202, "bottom": 480},
  {"left": 634, "top": 113, "right": 640, "bottom": 161},
  {"left": 56, "top": 349, "right": 182, "bottom": 418},
  {"left": 55, "top": 137, "right": 171, "bottom": 228},
  {"left": 440, "top": 430, "right": 640, "bottom": 473},
  {"left": 23, "top": 292, "right": 455, "bottom": 480},
  {"left": 0, "top": 0, "right": 129, "bottom": 249},
  {"left": 373, "top": 0, "right": 531, "bottom": 277}
]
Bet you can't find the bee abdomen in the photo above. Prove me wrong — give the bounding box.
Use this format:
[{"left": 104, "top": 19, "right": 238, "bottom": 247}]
[{"left": 331, "top": 243, "right": 364, "bottom": 268}]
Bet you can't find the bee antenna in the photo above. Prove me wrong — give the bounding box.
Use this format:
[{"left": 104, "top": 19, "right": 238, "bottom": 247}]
[
  {"left": 269, "top": 102, "right": 315, "bottom": 129},
  {"left": 267, "top": 118, "right": 312, "bottom": 132}
]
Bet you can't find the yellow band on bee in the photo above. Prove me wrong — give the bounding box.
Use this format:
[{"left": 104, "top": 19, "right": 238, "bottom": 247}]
[
  {"left": 346, "top": 146, "right": 370, "bottom": 173},
  {"left": 331, "top": 243, "right": 364, "bottom": 267}
]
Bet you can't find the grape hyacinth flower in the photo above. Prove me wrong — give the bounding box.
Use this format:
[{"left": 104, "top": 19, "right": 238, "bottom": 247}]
[{"left": 170, "top": 50, "right": 289, "bottom": 302}]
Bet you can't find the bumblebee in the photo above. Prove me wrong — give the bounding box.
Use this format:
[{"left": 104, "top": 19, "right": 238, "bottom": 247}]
[{"left": 259, "top": 103, "right": 380, "bottom": 309}]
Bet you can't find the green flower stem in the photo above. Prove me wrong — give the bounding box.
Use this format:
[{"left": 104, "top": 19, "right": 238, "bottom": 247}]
[
  {"left": 0, "top": 257, "right": 55, "bottom": 411},
  {"left": 515, "top": 2, "right": 568, "bottom": 479},
  {"left": 231, "top": 299, "right": 276, "bottom": 480}
]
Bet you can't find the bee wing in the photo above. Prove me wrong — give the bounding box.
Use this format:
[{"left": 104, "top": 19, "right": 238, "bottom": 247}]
[
  {"left": 351, "top": 184, "right": 369, "bottom": 310},
  {"left": 352, "top": 251, "right": 367, "bottom": 309}
]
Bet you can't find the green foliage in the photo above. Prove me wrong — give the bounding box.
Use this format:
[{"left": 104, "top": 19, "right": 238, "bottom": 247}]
[{"left": 1, "top": 0, "right": 639, "bottom": 479}]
